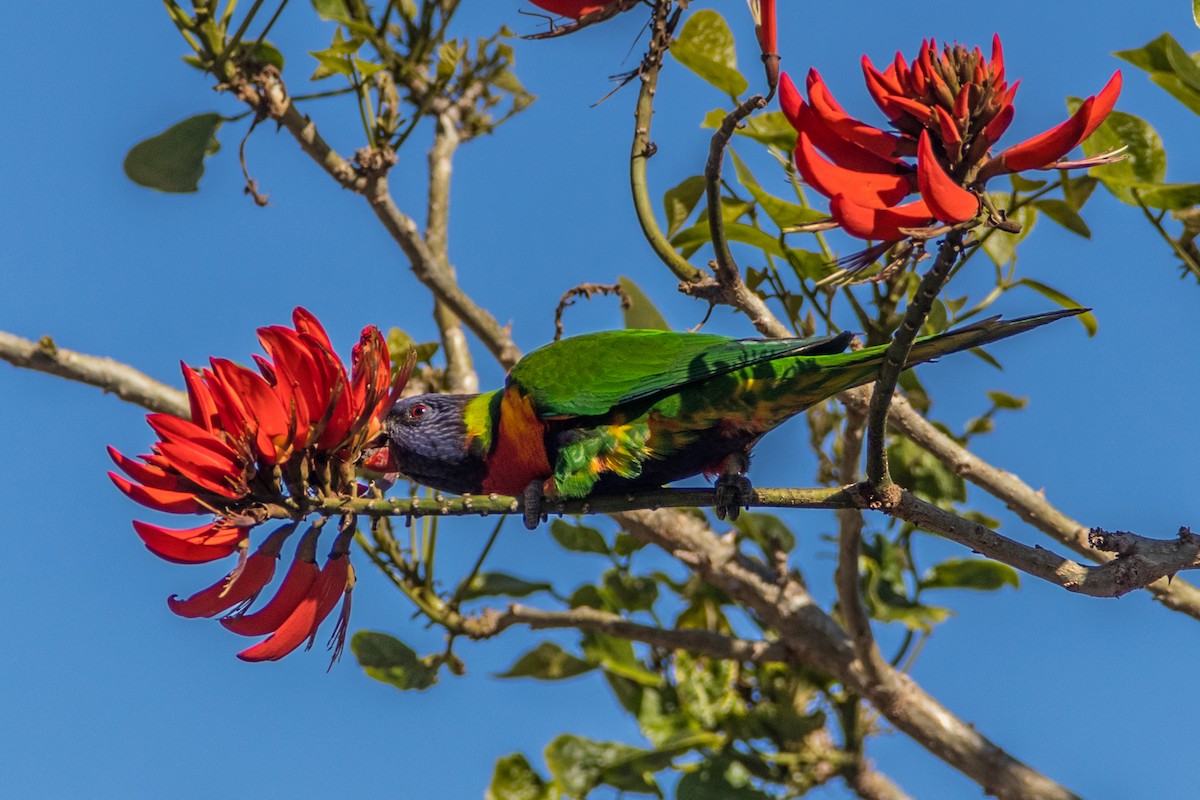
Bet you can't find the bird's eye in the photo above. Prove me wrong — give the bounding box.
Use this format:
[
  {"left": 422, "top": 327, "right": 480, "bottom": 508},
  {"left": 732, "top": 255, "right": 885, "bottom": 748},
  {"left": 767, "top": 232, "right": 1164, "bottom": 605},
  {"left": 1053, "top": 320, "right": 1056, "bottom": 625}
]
[{"left": 409, "top": 403, "right": 428, "bottom": 420}]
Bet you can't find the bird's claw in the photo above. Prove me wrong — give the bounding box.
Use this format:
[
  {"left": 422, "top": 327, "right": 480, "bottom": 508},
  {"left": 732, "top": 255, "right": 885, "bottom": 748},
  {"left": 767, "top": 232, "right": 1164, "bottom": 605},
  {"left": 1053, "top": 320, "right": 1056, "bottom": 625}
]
[
  {"left": 522, "top": 481, "right": 547, "bottom": 530},
  {"left": 714, "top": 474, "right": 753, "bottom": 521}
]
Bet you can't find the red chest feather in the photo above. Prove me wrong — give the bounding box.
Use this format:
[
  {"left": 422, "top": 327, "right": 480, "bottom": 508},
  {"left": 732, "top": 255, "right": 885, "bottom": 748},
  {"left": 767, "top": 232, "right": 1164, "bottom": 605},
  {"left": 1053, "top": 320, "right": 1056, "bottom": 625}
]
[{"left": 481, "top": 390, "right": 552, "bottom": 495}]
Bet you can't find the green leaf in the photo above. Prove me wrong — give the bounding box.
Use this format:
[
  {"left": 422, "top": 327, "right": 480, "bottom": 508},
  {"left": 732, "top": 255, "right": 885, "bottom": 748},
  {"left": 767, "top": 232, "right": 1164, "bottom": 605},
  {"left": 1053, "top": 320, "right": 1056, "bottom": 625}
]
[
  {"left": 583, "top": 632, "right": 661, "bottom": 687},
  {"left": 729, "top": 149, "right": 824, "bottom": 229},
  {"left": 550, "top": 519, "right": 609, "bottom": 555},
  {"left": 1163, "top": 35, "right": 1200, "bottom": 94},
  {"left": 1060, "top": 173, "right": 1098, "bottom": 211},
  {"left": 1015, "top": 279, "right": 1097, "bottom": 336},
  {"left": 669, "top": 10, "right": 748, "bottom": 96},
  {"left": 497, "top": 642, "right": 597, "bottom": 680},
  {"left": 670, "top": 220, "right": 785, "bottom": 259},
  {"left": 786, "top": 248, "right": 837, "bottom": 282},
  {"left": 602, "top": 569, "right": 659, "bottom": 612},
  {"left": 1101, "top": 180, "right": 1200, "bottom": 211},
  {"left": 920, "top": 558, "right": 1020, "bottom": 591},
  {"left": 456, "top": 571, "right": 554, "bottom": 601},
  {"left": 250, "top": 40, "right": 285, "bottom": 69},
  {"left": 1009, "top": 173, "right": 1048, "bottom": 192},
  {"left": 123, "top": 113, "right": 223, "bottom": 193},
  {"left": 618, "top": 276, "right": 670, "bottom": 331},
  {"left": 1148, "top": 71, "right": 1200, "bottom": 116},
  {"left": 675, "top": 759, "right": 771, "bottom": 800},
  {"left": 1195, "top": 0, "right": 1200, "bottom": 28},
  {"left": 1070, "top": 102, "right": 1166, "bottom": 203},
  {"left": 701, "top": 108, "right": 799, "bottom": 151},
  {"left": 1033, "top": 199, "right": 1091, "bottom": 238},
  {"left": 887, "top": 435, "right": 965, "bottom": 510},
  {"left": 663, "top": 175, "right": 707, "bottom": 238},
  {"left": 732, "top": 512, "right": 796, "bottom": 554},
  {"left": 544, "top": 735, "right": 659, "bottom": 798},
  {"left": 351, "top": 631, "right": 438, "bottom": 691},
  {"left": 987, "top": 390, "right": 1028, "bottom": 410},
  {"left": 487, "top": 753, "right": 559, "bottom": 800}
]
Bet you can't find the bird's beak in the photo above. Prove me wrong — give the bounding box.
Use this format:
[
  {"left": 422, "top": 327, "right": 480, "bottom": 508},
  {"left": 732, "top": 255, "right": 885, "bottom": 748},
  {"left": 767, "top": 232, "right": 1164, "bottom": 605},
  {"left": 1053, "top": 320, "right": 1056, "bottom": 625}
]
[{"left": 358, "top": 431, "right": 398, "bottom": 475}]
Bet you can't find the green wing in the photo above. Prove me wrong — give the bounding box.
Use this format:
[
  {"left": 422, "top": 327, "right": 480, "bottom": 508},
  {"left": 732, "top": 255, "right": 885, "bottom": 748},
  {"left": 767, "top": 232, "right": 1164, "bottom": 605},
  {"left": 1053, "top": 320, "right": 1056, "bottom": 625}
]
[{"left": 508, "top": 329, "right": 852, "bottom": 418}]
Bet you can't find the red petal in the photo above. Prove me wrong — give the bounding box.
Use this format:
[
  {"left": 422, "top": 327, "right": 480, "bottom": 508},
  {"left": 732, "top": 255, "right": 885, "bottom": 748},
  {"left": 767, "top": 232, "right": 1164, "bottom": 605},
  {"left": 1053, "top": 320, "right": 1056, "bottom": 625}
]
[
  {"left": 806, "top": 69, "right": 906, "bottom": 160},
  {"left": 757, "top": 0, "right": 776, "bottom": 55},
  {"left": 983, "top": 97, "right": 1016, "bottom": 147},
  {"left": 990, "top": 34, "right": 1005, "bottom": 83},
  {"left": 292, "top": 307, "right": 335, "bottom": 355},
  {"left": 167, "top": 551, "right": 277, "bottom": 618},
  {"left": 1080, "top": 71, "right": 1122, "bottom": 140},
  {"left": 235, "top": 556, "right": 351, "bottom": 662},
  {"left": 110, "top": 472, "right": 202, "bottom": 514},
  {"left": 181, "top": 364, "right": 220, "bottom": 433},
  {"left": 528, "top": 0, "right": 609, "bottom": 19},
  {"left": 997, "top": 72, "right": 1120, "bottom": 172},
  {"left": 917, "top": 130, "right": 979, "bottom": 224},
  {"left": 934, "top": 105, "right": 963, "bottom": 152},
  {"left": 862, "top": 57, "right": 905, "bottom": 121},
  {"left": 107, "top": 446, "right": 181, "bottom": 491},
  {"left": 132, "top": 520, "right": 245, "bottom": 564},
  {"left": 146, "top": 413, "right": 241, "bottom": 463},
  {"left": 780, "top": 75, "right": 907, "bottom": 172},
  {"left": 156, "top": 442, "right": 246, "bottom": 498},
  {"left": 795, "top": 130, "right": 914, "bottom": 207},
  {"left": 221, "top": 556, "right": 319, "bottom": 636},
  {"left": 831, "top": 195, "right": 933, "bottom": 241}
]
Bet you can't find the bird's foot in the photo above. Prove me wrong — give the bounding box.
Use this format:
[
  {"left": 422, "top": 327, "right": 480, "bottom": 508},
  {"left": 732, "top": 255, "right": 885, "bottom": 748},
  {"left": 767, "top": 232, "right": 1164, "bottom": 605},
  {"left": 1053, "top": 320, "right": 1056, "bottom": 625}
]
[
  {"left": 714, "top": 473, "right": 754, "bottom": 521},
  {"left": 522, "top": 480, "right": 548, "bottom": 530}
]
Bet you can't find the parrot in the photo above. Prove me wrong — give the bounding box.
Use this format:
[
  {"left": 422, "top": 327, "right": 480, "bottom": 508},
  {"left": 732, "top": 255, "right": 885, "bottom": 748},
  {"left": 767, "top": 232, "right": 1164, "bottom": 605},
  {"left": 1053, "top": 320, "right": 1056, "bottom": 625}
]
[{"left": 380, "top": 309, "right": 1080, "bottom": 527}]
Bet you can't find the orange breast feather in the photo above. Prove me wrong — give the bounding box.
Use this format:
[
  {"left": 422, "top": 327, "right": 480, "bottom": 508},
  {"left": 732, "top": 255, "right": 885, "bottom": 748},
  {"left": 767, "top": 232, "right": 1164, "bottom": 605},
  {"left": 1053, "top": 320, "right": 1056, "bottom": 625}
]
[{"left": 480, "top": 389, "right": 551, "bottom": 495}]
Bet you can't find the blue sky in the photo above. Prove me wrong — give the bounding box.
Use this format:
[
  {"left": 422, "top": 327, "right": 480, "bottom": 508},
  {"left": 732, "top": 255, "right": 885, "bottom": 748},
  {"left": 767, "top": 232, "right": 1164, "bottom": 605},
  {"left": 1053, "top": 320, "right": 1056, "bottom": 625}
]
[{"left": 4, "top": 2, "right": 1200, "bottom": 798}]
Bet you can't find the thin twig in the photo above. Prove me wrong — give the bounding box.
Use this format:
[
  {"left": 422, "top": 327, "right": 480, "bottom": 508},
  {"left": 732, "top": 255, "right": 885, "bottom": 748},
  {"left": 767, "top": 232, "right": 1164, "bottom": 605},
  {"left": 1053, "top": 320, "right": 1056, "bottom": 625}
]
[
  {"left": 864, "top": 230, "right": 964, "bottom": 490},
  {"left": 628, "top": 0, "right": 704, "bottom": 283},
  {"left": 463, "top": 603, "right": 790, "bottom": 663}
]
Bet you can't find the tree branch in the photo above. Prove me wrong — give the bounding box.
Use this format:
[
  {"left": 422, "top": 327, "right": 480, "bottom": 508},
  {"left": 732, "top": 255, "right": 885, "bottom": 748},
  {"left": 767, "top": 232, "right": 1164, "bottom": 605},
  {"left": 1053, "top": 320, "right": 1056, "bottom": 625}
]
[
  {"left": 847, "top": 387, "right": 1200, "bottom": 621},
  {"left": 463, "top": 603, "right": 790, "bottom": 663},
  {"left": 0, "top": 329, "right": 188, "bottom": 417},
  {"left": 427, "top": 110, "right": 479, "bottom": 393},
  {"left": 885, "top": 488, "right": 1200, "bottom": 598},
  {"left": 835, "top": 398, "right": 891, "bottom": 683},
  {"left": 629, "top": 0, "right": 704, "bottom": 284},
  {"left": 865, "top": 230, "right": 963, "bottom": 489},
  {"left": 232, "top": 64, "right": 523, "bottom": 370},
  {"left": 612, "top": 507, "right": 1078, "bottom": 800}
]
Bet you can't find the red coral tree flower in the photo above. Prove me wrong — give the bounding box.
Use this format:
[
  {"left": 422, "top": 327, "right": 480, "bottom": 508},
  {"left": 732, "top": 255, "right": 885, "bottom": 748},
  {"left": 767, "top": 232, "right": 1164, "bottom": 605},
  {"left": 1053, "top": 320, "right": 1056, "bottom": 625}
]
[
  {"left": 528, "top": 0, "right": 624, "bottom": 20},
  {"left": 780, "top": 36, "right": 1122, "bottom": 242},
  {"left": 109, "top": 308, "right": 414, "bottom": 663}
]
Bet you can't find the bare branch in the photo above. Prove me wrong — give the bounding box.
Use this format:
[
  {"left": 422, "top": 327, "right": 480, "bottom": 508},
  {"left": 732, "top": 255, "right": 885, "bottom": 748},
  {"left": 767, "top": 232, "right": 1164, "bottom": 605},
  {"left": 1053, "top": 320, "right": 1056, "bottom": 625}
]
[
  {"left": 835, "top": 399, "right": 891, "bottom": 683},
  {"left": 849, "top": 388, "right": 1200, "bottom": 620},
  {"left": 629, "top": 0, "right": 705, "bottom": 284},
  {"left": 427, "top": 111, "right": 479, "bottom": 393},
  {"left": 865, "top": 230, "right": 963, "bottom": 488},
  {"left": 464, "top": 603, "right": 790, "bottom": 663},
  {"left": 612, "top": 507, "right": 1078, "bottom": 800},
  {"left": 231, "top": 65, "right": 522, "bottom": 370},
  {"left": 0, "top": 329, "right": 187, "bottom": 417},
  {"left": 885, "top": 489, "right": 1200, "bottom": 598}
]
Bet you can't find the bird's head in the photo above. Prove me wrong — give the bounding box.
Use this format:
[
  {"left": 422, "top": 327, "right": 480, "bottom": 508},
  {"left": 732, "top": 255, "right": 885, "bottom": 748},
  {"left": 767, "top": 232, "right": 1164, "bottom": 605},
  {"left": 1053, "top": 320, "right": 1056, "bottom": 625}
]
[{"left": 381, "top": 393, "right": 487, "bottom": 494}]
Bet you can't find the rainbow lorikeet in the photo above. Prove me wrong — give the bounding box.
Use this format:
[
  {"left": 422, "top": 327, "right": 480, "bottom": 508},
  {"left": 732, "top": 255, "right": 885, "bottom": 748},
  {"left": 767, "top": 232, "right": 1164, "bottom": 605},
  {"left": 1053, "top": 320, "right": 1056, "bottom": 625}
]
[{"left": 381, "top": 309, "right": 1079, "bottom": 527}]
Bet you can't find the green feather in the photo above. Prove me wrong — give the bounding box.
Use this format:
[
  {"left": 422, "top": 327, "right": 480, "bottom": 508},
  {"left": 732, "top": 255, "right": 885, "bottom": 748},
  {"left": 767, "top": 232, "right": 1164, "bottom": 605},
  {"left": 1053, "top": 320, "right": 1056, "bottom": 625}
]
[{"left": 508, "top": 329, "right": 851, "bottom": 418}]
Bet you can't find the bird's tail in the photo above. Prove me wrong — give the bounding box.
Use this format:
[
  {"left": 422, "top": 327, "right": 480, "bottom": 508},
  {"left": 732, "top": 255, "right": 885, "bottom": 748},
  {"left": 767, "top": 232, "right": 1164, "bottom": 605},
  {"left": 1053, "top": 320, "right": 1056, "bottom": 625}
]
[
  {"left": 896, "top": 307, "right": 1085, "bottom": 367},
  {"left": 803, "top": 307, "right": 1085, "bottom": 397}
]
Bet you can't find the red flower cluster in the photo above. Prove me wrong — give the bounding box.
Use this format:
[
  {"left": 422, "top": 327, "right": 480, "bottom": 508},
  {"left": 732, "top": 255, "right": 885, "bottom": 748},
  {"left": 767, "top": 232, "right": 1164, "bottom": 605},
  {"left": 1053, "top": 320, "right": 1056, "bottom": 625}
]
[
  {"left": 529, "top": 0, "right": 615, "bottom": 20},
  {"left": 109, "top": 308, "right": 413, "bottom": 662},
  {"left": 780, "top": 36, "right": 1121, "bottom": 241}
]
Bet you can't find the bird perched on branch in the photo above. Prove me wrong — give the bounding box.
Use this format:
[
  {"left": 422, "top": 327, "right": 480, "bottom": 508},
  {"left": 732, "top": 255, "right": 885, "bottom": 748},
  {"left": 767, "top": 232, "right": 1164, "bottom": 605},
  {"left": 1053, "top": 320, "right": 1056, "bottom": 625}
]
[{"left": 375, "top": 309, "right": 1080, "bottom": 527}]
